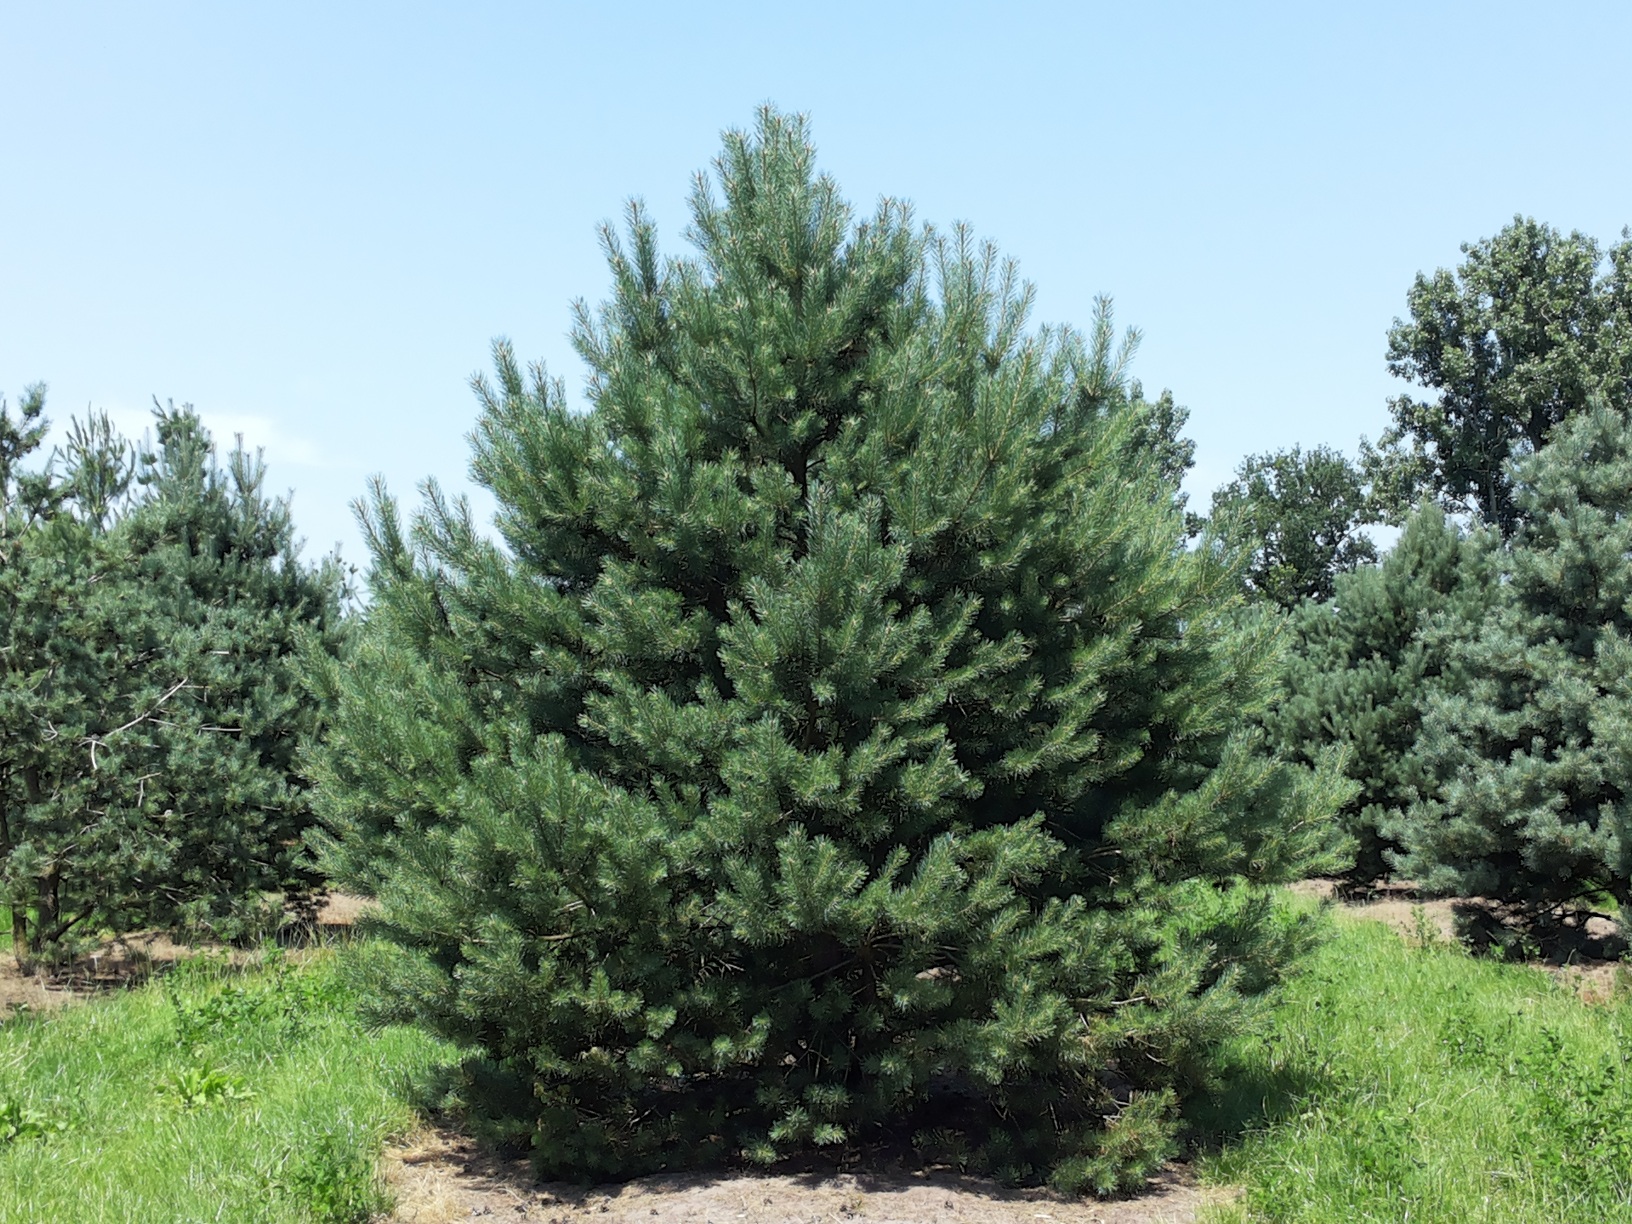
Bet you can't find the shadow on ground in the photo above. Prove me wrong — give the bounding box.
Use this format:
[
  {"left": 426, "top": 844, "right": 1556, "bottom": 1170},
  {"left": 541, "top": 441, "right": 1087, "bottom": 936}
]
[{"left": 385, "top": 1128, "right": 1232, "bottom": 1223}]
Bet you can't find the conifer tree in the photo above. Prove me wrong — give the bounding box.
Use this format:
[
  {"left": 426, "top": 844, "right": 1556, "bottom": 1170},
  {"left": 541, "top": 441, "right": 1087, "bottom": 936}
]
[
  {"left": 1263, "top": 505, "right": 1493, "bottom": 882},
  {"left": 1399, "top": 402, "right": 1632, "bottom": 920},
  {"left": 0, "top": 396, "right": 344, "bottom": 961},
  {"left": 0, "top": 392, "right": 151, "bottom": 957},
  {"left": 307, "top": 110, "right": 1345, "bottom": 1193},
  {"left": 118, "top": 406, "right": 350, "bottom": 935}
]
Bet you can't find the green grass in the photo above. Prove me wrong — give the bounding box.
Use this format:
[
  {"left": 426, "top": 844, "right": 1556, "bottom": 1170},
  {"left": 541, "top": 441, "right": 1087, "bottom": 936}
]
[
  {"left": 1198, "top": 913, "right": 1632, "bottom": 1223},
  {"left": 0, "top": 945, "right": 453, "bottom": 1224},
  {"left": 7, "top": 903, "right": 1632, "bottom": 1222}
]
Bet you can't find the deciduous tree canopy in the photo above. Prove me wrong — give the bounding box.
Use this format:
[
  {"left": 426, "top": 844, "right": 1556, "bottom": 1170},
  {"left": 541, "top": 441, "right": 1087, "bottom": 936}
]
[{"left": 1366, "top": 217, "right": 1632, "bottom": 535}]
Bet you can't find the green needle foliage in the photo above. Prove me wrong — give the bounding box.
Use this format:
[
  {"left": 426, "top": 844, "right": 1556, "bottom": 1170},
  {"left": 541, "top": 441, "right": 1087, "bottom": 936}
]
[
  {"left": 1399, "top": 402, "right": 1632, "bottom": 922},
  {"left": 1264, "top": 504, "right": 1495, "bottom": 884},
  {"left": 0, "top": 395, "right": 346, "bottom": 962},
  {"left": 307, "top": 109, "right": 1346, "bottom": 1193}
]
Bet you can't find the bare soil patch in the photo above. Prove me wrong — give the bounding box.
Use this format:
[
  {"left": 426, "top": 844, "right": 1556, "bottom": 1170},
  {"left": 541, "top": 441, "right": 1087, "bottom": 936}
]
[
  {"left": 385, "top": 1130, "right": 1233, "bottom": 1224},
  {"left": 0, "top": 892, "right": 369, "bottom": 1019},
  {"left": 1298, "top": 878, "right": 1630, "bottom": 1003}
]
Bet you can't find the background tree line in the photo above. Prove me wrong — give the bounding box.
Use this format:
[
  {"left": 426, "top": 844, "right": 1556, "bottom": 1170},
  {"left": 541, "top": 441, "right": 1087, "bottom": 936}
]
[{"left": 1214, "top": 217, "right": 1632, "bottom": 947}]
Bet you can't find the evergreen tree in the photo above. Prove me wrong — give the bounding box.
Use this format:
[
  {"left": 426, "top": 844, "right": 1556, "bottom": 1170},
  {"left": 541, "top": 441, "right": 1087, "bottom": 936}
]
[
  {"left": 1206, "top": 446, "right": 1376, "bottom": 610},
  {"left": 0, "top": 396, "right": 345, "bottom": 962},
  {"left": 1264, "top": 505, "right": 1493, "bottom": 883},
  {"left": 1400, "top": 403, "right": 1632, "bottom": 921},
  {"left": 1365, "top": 217, "right": 1632, "bottom": 535},
  {"left": 119, "top": 406, "right": 350, "bottom": 935},
  {"left": 1, "top": 392, "right": 152, "bottom": 957},
  {"left": 307, "top": 110, "right": 1345, "bottom": 1194}
]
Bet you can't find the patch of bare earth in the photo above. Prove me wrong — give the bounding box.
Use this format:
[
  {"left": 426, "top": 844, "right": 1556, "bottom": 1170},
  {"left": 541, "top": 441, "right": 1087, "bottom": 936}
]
[
  {"left": 384, "top": 1131, "right": 1234, "bottom": 1224},
  {"left": 0, "top": 892, "right": 372, "bottom": 1019},
  {"left": 1297, "top": 878, "right": 1629, "bottom": 1004}
]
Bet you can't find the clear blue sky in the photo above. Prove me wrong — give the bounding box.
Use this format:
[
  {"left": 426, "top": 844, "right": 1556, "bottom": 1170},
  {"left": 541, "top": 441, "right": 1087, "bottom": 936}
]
[{"left": 4, "top": 2, "right": 1629, "bottom": 565}]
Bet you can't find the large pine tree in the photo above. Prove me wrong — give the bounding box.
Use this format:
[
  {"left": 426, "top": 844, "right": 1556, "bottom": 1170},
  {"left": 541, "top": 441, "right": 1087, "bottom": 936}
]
[
  {"left": 308, "top": 110, "right": 1344, "bottom": 1193},
  {"left": 1400, "top": 402, "right": 1632, "bottom": 921}
]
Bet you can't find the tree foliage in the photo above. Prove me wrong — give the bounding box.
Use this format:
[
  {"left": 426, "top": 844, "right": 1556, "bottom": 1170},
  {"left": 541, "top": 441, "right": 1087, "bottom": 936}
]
[
  {"left": 1366, "top": 217, "right": 1632, "bottom": 535},
  {"left": 1399, "top": 403, "right": 1632, "bottom": 917},
  {"left": 1206, "top": 445, "right": 1377, "bottom": 609},
  {"left": 0, "top": 395, "right": 345, "bottom": 962},
  {"left": 307, "top": 110, "right": 1345, "bottom": 1193},
  {"left": 1263, "top": 504, "right": 1493, "bottom": 883}
]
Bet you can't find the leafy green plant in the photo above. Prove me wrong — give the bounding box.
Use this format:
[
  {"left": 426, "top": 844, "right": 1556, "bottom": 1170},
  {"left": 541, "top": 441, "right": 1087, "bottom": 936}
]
[
  {"left": 275, "top": 1125, "right": 392, "bottom": 1224},
  {"left": 0, "top": 1097, "right": 69, "bottom": 1145},
  {"left": 1499, "top": 1025, "right": 1632, "bottom": 1206},
  {"left": 169, "top": 947, "right": 348, "bottom": 1051},
  {"left": 156, "top": 1065, "right": 256, "bottom": 1110}
]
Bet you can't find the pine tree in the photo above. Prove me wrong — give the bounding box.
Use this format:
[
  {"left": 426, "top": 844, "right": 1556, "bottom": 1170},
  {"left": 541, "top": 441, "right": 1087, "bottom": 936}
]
[
  {"left": 1, "top": 394, "right": 153, "bottom": 957},
  {"left": 307, "top": 110, "right": 1345, "bottom": 1193},
  {"left": 1264, "top": 505, "right": 1494, "bottom": 883},
  {"left": 1399, "top": 403, "right": 1632, "bottom": 923},
  {"left": 0, "top": 396, "right": 345, "bottom": 962},
  {"left": 118, "top": 406, "right": 350, "bottom": 936}
]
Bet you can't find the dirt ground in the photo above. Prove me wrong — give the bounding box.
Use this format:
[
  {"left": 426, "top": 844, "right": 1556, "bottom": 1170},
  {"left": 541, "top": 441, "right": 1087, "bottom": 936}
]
[
  {"left": 383, "top": 1129, "right": 1233, "bottom": 1224},
  {"left": 1295, "top": 878, "right": 1628, "bottom": 1003},
  {"left": 0, "top": 892, "right": 371, "bottom": 1016}
]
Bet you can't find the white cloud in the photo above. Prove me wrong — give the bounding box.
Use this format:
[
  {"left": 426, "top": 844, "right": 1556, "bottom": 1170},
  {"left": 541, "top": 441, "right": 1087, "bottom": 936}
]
[{"left": 76, "top": 404, "right": 327, "bottom": 470}]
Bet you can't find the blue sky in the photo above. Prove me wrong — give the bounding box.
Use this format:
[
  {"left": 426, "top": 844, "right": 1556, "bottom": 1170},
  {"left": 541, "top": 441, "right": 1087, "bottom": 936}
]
[{"left": 4, "top": 2, "right": 1629, "bottom": 565}]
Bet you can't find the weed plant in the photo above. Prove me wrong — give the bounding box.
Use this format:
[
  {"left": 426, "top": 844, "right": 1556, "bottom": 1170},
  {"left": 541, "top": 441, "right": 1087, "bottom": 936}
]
[
  {"left": 0, "top": 946, "right": 450, "bottom": 1223},
  {"left": 1199, "top": 916, "right": 1632, "bottom": 1222}
]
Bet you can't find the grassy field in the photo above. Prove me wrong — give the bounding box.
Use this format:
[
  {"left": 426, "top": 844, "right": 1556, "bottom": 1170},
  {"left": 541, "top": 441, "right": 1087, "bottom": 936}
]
[
  {"left": 1198, "top": 914, "right": 1632, "bottom": 1223},
  {"left": 3, "top": 905, "right": 1630, "bottom": 1222},
  {"left": 0, "top": 945, "right": 450, "bottom": 1224}
]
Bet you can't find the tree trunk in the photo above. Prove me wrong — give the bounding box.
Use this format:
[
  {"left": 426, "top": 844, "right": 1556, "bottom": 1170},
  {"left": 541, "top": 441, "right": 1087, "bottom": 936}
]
[
  {"left": 35, "top": 869, "right": 60, "bottom": 953},
  {"left": 9, "top": 905, "right": 25, "bottom": 971}
]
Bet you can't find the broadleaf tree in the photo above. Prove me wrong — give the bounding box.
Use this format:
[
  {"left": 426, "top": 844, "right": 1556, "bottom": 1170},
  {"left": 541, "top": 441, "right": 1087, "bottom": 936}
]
[
  {"left": 1205, "top": 445, "right": 1377, "bottom": 609},
  {"left": 1365, "top": 217, "right": 1632, "bottom": 536},
  {"left": 307, "top": 110, "right": 1347, "bottom": 1194}
]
